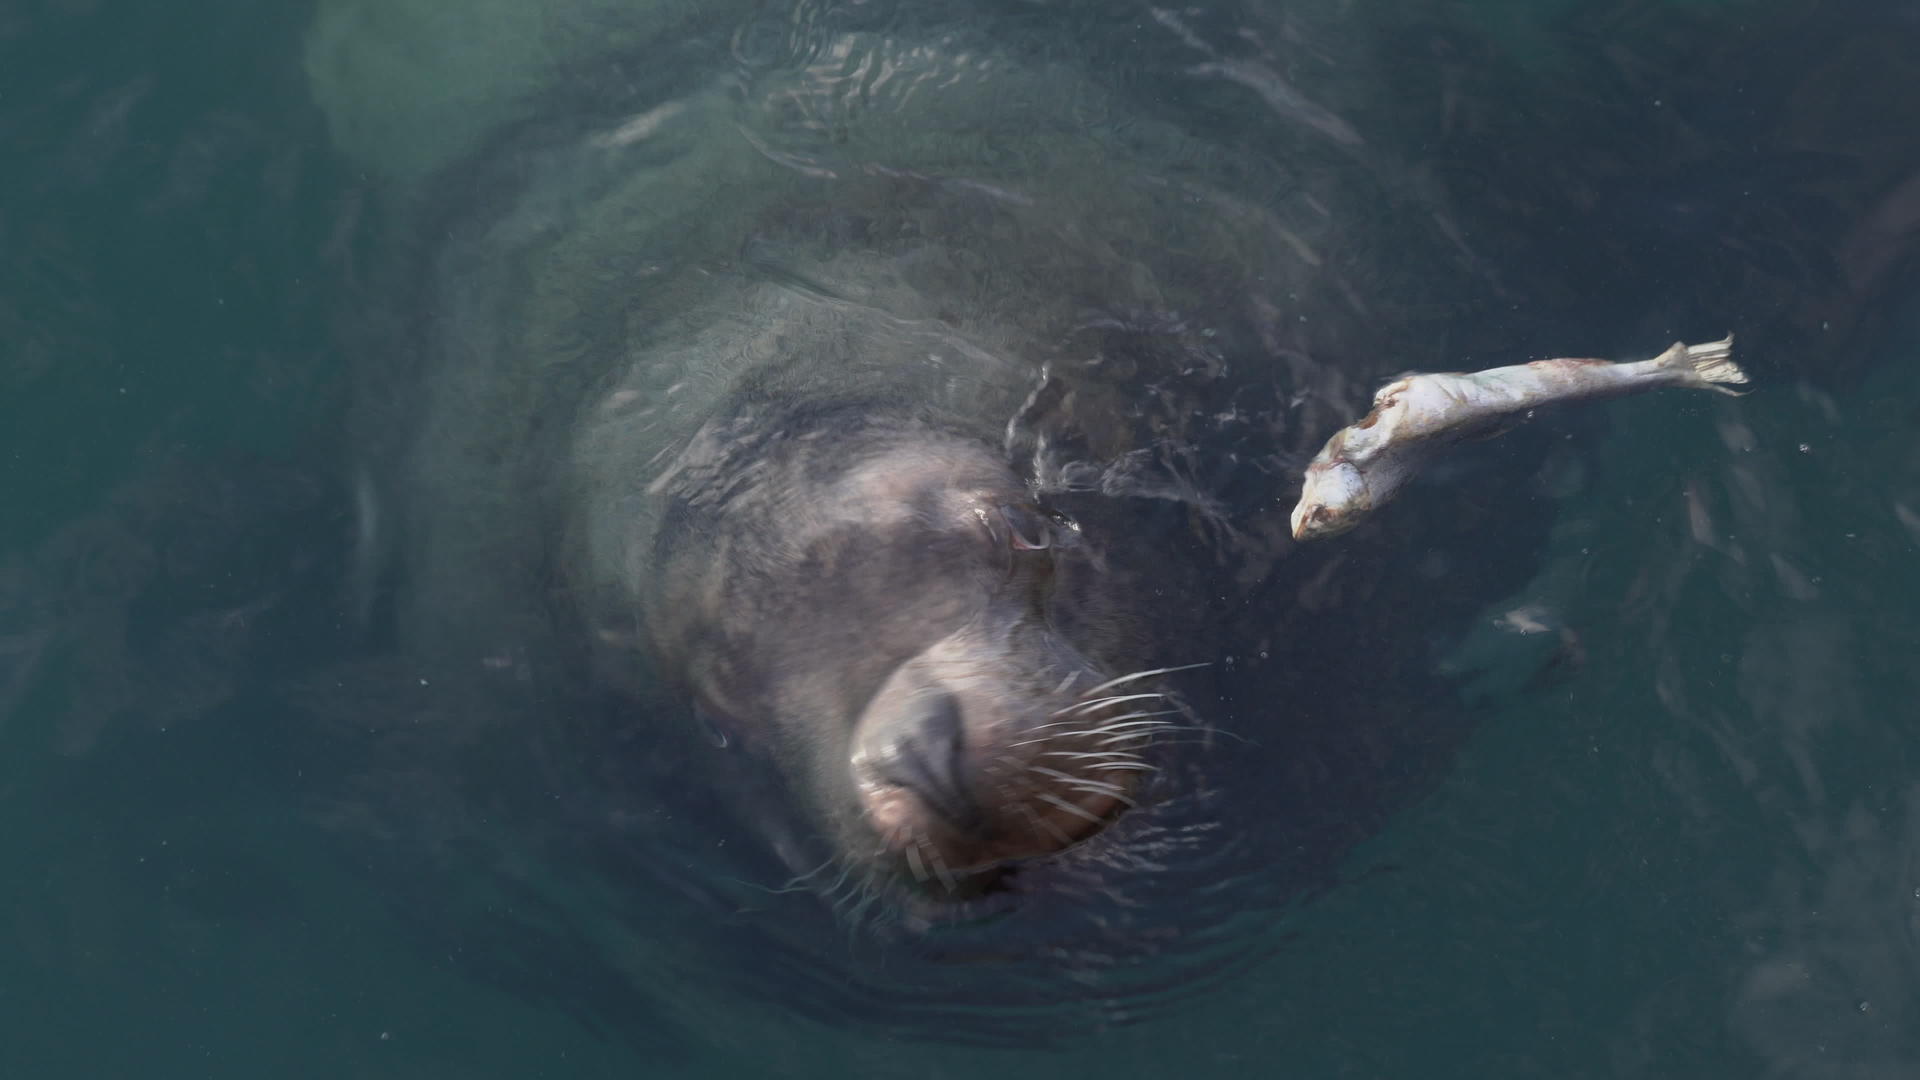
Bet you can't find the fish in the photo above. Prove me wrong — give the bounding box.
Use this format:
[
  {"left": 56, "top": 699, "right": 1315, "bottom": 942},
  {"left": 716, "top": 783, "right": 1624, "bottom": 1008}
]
[{"left": 1290, "top": 336, "right": 1747, "bottom": 541}]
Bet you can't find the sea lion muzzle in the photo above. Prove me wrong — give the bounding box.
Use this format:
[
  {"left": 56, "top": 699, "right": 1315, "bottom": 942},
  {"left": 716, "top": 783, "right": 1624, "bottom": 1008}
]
[{"left": 863, "top": 688, "right": 984, "bottom": 834}]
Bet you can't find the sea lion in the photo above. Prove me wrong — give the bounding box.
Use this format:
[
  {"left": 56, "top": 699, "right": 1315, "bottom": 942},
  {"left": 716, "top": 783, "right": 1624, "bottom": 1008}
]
[{"left": 323, "top": 5, "right": 1565, "bottom": 1033}]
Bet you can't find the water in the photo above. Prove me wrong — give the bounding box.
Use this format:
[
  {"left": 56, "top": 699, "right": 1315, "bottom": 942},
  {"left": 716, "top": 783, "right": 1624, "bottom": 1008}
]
[{"left": 5, "top": 1, "right": 1920, "bottom": 1076}]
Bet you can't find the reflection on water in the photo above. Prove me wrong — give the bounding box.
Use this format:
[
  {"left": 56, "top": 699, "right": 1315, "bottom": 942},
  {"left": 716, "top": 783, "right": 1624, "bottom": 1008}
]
[{"left": 4, "top": 0, "right": 1920, "bottom": 1076}]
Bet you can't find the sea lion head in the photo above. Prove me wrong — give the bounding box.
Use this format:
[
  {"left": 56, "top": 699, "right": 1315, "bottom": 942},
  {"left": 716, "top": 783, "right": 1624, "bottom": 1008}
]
[{"left": 647, "top": 414, "right": 1175, "bottom": 905}]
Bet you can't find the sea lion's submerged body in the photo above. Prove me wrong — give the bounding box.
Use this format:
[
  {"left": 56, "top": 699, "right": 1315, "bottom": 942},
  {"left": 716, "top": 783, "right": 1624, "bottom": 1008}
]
[{"left": 372, "top": 62, "right": 1342, "bottom": 906}]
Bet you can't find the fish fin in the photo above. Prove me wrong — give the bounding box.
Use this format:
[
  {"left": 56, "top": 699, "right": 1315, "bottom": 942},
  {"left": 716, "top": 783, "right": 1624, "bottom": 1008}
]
[
  {"left": 1670, "top": 334, "right": 1749, "bottom": 396},
  {"left": 1372, "top": 375, "right": 1416, "bottom": 405}
]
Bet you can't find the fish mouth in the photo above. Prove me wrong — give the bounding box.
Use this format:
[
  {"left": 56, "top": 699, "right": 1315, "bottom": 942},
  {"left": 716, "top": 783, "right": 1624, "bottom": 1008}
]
[
  {"left": 1290, "top": 460, "right": 1369, "bottom": 541},
  {"left": 850, "top": 656, "right": 1189, "bottom": 897}
]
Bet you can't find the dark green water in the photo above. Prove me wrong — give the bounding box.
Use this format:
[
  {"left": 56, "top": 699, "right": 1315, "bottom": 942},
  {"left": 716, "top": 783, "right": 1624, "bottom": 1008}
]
[{"left": 6, "top": 2, "right": 1920, "bottom": 1076}]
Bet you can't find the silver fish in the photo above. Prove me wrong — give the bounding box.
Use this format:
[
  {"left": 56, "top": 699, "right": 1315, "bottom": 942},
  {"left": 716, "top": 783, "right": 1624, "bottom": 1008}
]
[{"left": 1290, "top": 336, "right": 1747, "bottom": 541}]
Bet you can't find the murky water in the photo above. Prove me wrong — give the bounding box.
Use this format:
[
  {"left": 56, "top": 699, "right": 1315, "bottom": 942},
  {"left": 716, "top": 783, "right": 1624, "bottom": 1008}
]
[{"left": 5, "top": 2, "right": 1920, "bottom": 1076}]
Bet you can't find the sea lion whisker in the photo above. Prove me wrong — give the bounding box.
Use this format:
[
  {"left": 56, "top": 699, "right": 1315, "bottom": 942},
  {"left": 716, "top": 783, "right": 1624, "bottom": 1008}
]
[
  {"left": 1097, "top": 728, "right": 1181, "bottom": 746},
  {"left": 1036, "top": 792, "right": 1106, "bottom": 824},
  {"left": 1076, "top": 663, "right": 1211, "bottom": 699},
  {"left": 1131, "top": 735, "right": 1217, "bottom": 751},
  {"left": 1094, "top": 728, "right": 1180, "bottom": 743},
  {"left": 1089, "top": 727, "right": 1172, "bottom": 744},
  {"left": 1087, "top": 761, "right": 1159, "bottom": 772},
  {"left": 824, "top": 871, "right": 861, "bottom": 912},
  {"left": 1067, "top": 781, "right": 1134, "bottom": 807},
  {"left": 1021, "top": 707, "right": 1167, "bottom": 737},
  {"left": 1103, "top": 705, "right": 1185, "bottom": 716},
  {"left": 1017, "top": 802, "right": 1073, "bottom": 848},
  {"left": 1011, "top": 720, "right": 1159, "bottom": 748},
  {"left": 841, "top": 875, "right": 884, "bottom": 932},
  {"left": 1057, "top": 774, "right": 1131, "bottom": 798},
  {"left": 1019, "top": 717, "right": 1106, "bottom": 737},
  {"left": 1051, "top": 670, "right": 1084, "bottom": 696},
  {"left": 1094, "top": 708, "right": 1187, "bottom": 726},
  {"left": 826, "top": 861, "right": 862, "bottom": 902},
  {"left": 765, "top": 854, "right": 844, "bottom": 894},
  {"left": 1093, "top": 719, "right": 1185, "bottom": 735},
  {"left": 1052, "top": 691, "right": 1165, "bottom": 717},
  {"left": 824, "top": 864, "right": 863, "bottom": 914},
  {"left": 848, "top": 888, "right": 876, "bottom": 931},
  {"left": 1039, "top": 749, "right": 1141, "bottom": 762},
  {"left": 1005, "top": 710, "right": 1182, "bottom": 748},
  {"left": 1079, "top": 691, "right": 1169, "bottom": 710},
  {"left": 1102, "top": 714, "right": 1186, "bottom": 728}
]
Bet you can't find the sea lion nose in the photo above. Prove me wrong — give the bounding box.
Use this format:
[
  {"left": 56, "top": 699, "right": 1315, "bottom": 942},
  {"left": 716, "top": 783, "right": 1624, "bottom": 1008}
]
[{"left": 875, "top": 691, "right": 982, "bottom": 832}]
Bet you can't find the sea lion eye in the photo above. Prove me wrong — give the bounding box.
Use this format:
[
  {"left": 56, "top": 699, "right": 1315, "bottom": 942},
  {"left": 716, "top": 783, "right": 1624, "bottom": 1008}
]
[{"left": 997, "top": 504, "right": 1052, "bottom": 551}]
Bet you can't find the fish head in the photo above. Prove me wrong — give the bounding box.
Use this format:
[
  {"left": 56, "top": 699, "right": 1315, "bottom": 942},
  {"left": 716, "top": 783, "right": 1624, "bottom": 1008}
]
[{"left": 1290, "top": 460, "right": 1370, "bottom": 541}]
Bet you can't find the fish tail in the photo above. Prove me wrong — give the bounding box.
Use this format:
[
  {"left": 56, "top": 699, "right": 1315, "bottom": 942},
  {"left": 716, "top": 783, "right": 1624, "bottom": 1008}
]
[{"left": 1663, "top": 334, "right": 1748, "bottom": 396}]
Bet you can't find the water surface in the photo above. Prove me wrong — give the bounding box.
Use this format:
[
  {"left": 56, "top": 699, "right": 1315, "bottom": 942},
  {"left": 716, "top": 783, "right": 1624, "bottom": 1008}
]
[{"left": 5, "top": 2, "right": 1920, "bottom": 1076}]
